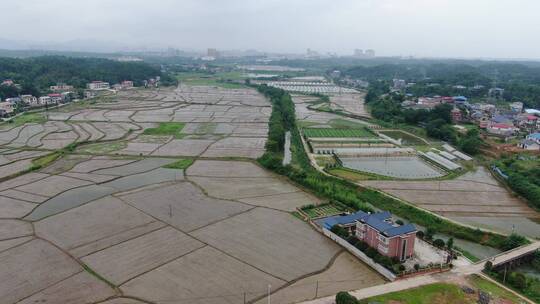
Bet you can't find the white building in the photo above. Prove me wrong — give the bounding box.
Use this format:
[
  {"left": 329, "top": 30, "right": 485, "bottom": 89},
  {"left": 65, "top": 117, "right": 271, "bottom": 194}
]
[
  {"left": 39, "top": 96, "right": 52, "bottom": 105},
  {"left": 50, "top": 84, "right": 74, "bottom": 92},
  {"left": 518, "top": 139, "right": 540, "bottom": 150},
  {"left": 87, "top": 81, "right": 110, "bottom": 90},
  {"left": 21, "top": 95, "right": 38, "bottom": 105},
  {"left": 0, "top": 101, "right": 14, "bottom": 116}
]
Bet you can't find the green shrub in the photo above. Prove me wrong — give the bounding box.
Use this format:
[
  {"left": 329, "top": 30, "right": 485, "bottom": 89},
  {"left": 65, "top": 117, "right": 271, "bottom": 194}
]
[
  {"left": 484, "top": 261, "right": 493, "bottom": 272},
  {"left": 355, "top": 241, "right": 369, "bottom": 252},
  {"left": 501, "top": 233, "right": 528, "bottom": 251},
  {"left": 365, "top": 247, "right": 378, "bottom": 259},
  {"left": 433, "top": 239, "right": 446, "bottom": 248},
  {"left": 331, "top": 225, "right": 349, "bottom": 238},
  {"left": 336, "top": 291, "right": 358, "bottom": 304}
]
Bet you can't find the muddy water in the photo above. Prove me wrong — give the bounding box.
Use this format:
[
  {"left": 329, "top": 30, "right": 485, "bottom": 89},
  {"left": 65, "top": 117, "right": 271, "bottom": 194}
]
[
  {"left": 25, "top": 168, "right": 183, "bottom": 221},
  {"left": 448, "top": 216, "right": 540, "bottom": 239}
]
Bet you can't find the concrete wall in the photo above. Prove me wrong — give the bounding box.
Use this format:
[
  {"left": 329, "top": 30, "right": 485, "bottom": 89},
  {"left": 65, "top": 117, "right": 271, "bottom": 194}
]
[{"left": 322, "top": 228, "right": 397, "bottom": 281}]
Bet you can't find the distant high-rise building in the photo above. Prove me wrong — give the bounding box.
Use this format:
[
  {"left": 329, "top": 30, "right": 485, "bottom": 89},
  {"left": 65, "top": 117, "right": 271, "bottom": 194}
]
[
  {"left": 365, "top": 49, "right": 376, "bottom": 58},
  {"left": 354, "top": 49, "right": 364, "bottom": 57},
  {"left": 207, "top": 48, "right": 220, "bottom": 58},
  {"left": 306, "top": 48, "right": 319, "bottom": 57}
]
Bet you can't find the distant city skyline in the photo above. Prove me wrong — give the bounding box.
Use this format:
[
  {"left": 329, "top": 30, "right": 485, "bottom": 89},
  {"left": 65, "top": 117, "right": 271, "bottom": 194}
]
[{"left": 2, "top": 0, "right": 540, "bottom": 60}]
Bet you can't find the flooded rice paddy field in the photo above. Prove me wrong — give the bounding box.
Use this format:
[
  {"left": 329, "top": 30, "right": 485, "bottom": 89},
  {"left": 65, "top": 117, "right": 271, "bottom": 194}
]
[
  {"left": 361, "top": 167, "right": 540, "bottom": 239},
  {"left": 340, "top": 156, "right": 445, "bottom": 179},
  {"left": 0, "top": 86, "right": 385, "bottom": 304}
]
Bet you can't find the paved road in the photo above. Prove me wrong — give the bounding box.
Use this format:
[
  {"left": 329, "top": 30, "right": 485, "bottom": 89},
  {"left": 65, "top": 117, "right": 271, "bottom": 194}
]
[
  {"left": 283, "top": 131, "right": 291, "bottom": 165},
  {"left": 299, "top": 241, "right": 540, "bottom": 304}
]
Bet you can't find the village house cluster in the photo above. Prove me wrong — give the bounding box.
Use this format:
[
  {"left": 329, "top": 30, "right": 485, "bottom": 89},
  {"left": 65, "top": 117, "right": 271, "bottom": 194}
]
[
  {"left": 0, "top": 80, "right": 77, "bottom": 117},
  {"left": 0, "top": 78, "right": 147, "bottom": 118},
  {"left": 398, "top": 84, "right": 540, "bottom": 150}
]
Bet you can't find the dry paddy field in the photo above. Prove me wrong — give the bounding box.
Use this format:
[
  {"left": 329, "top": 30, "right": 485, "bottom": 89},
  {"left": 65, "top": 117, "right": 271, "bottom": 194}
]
[
  {"left": 292, "top": 95, "right": 373, "bottom": 128},
  {"left": 360, "top": 167, "right": 540, "bottom": 238},
  {"left": 0, "top": 86, "right": 385, "bottom": 304},
  {"left": 328, "top": 92, "right": 370, "bottom": 118}
]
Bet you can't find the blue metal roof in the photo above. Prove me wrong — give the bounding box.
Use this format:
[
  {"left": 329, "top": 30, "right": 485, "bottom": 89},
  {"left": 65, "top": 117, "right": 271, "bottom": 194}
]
[
  {"left": 384, "top": 223, "right": 417, "bottom": 237},
  {"left": 322, "top": 211, "right": 369, "bottom": 230},
  {"left": 528, "top": 133, "right": 540, "bottom": 140},
  {"left": 321, "top": 210, "right": 416, "bottom": 237}
]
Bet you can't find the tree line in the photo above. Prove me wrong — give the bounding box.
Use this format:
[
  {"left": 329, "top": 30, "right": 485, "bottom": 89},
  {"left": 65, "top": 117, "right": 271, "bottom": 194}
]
[
  {"left": 344, "top": 61, "right": 540, "bottom": 108},
  {"left": 0, "top": 56, "right": 177, "bottom": 99},
  {"left": 495, "top": 155, "right": 540, "bottom": 211}
]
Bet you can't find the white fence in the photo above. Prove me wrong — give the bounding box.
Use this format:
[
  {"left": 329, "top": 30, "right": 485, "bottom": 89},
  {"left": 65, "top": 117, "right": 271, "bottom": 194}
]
[
  {"left": 377, "top": 133, "right": 402, "bottom": 146},
  {"left": 322, "top": 228, "right": 397, "bottom": 281}
]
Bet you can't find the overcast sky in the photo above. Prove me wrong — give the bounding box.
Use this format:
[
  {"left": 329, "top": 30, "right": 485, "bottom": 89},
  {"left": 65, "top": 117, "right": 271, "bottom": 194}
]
[{"left": 2, "top": 0, "right": 540, "bottom": 59}]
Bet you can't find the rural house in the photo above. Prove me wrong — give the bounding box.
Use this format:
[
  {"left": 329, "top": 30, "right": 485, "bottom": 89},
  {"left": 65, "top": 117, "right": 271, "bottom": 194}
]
[{"left": 323, "top": 211, "right": 416, "bottom": 261}]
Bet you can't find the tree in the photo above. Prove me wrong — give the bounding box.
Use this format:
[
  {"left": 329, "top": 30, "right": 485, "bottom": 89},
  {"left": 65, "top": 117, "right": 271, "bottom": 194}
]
[
  {"left": 458, "top": 128, "right": 483, "bottom": 155},
  {"left": 501, "top": 233, "right": 528, "bottom": 251},
  {"left": 433, "top": 239, "right": 445, "bottom": 248},
  {"left": 513, "top": 272, "right": 528, "bottom": 290},
  {"left": 446, "top": 238, "right": 454, "bottom": 250},
  {"left": 425, "top": 227, "right": 436, "bottom": 241},
  {"left": 484, "top": 260, "right": 493, "bottom": 272},
  {"left": 336, "top": 292, "right": 358, "bottom": 304},
  {"left": 330, "top": 225, "right": 349, "bottom": 239}
]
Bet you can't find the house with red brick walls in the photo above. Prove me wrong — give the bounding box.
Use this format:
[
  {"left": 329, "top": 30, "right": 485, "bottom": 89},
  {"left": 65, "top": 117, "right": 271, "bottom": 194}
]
[{"left": 322, "top": 211, "right": 416, "bottom": 261}]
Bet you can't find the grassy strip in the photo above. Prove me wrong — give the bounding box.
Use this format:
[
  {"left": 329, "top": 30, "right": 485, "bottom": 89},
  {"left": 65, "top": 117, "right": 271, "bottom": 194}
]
[
  {"left": 303, "top": 128, "right": 375, "bottom": 138},
  {"left": 469, "top": 274, "right": 522, "bottom": 303},
  {"left": 255, "top": 85, "right": 525, "bottom": 251},
  {"left": 1, "top": 112, "right": 46, "bottom": 127},
  {"left": 29, "top": 151, "right": 62, "bottom": 171},
  {"left": 163, "top": 159, "right": 194, "bottom": 170},
  {"left": 357, "top": 283, "right": 469, "bottom": 304},
  {"left": 454, "top": 246, "right": 480, "bottom": 263},
  {"left": 142, "top": 122, "right": 186, "bottom": 138},
  {"left": 82, "top": 263, "right": 117, "bottom": 289}
]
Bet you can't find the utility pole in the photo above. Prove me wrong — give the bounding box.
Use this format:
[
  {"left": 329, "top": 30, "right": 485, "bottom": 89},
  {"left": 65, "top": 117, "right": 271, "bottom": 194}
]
[
  {"left": 243, "top": 292, "right": 246, "bottom": 304},
  {"left": 169, "top": 204, "right": 172, "bottom": 218},
  {"left": 315, "top": 281, "right": 319, "bottom": 298},
  {"left": 267, "top": 284, "right": 271, "bottom": 304},
  {"left": 503, "top": 264, "right": 507, "bottom": 284}
]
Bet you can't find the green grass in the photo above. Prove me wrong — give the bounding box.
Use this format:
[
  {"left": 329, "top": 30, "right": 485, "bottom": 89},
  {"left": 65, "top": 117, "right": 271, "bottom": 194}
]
[
  {"left": 1, "top": 113, "right": 46, "bottom": 127},
  {"left": 314, "top": 155, "right": 337, "bottom": 167},
  {"left": 359, "top": 276, "right": 522, "bottom": 304},
  {"left": 300, "top": 202, "right": 350, "bottom": 219},
  {"left": 30, "top": 152, "right": 62, "bottom": 171},
  {"left": 163, "top": 159, "right": 194, "bottom": 170},
  {"left": 296, "top": 120, "right": 321, "bottom": 128},
  {"left": 329, "top": 118, "right": 370, "bottom": 129},
  {"left": 303, "top": 128, "right": 375, "bottom": 138},
  {"left": 455, "top": 246, "right": 480, "bottom": 262},
  {"left": 82, "top": 263, "right": 116, "bottom": 289},
  {"left": 142, "top": 122, "right": 186, "bottom": 138},
  {"left": 328, "top": 167, "right": 388, "bottom": 181},
  {"left": 469, "top": 275, "right": 521, "bottom": 303},
  {"left": 78, "top": 141, "right": 127, "bottom": 154},
  {"left": 359, "top": 283, "right": 472, "bottom": 304},
  {"left": 176, "top": 72, "right": 246, "bottom": 89}
]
